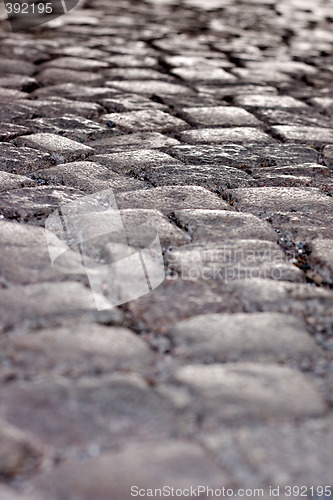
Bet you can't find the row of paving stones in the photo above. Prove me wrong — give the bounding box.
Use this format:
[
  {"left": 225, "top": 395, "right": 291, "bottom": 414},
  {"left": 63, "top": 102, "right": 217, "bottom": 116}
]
[{"left": 0, "top": 0, "right": 333, "bottom": 497}]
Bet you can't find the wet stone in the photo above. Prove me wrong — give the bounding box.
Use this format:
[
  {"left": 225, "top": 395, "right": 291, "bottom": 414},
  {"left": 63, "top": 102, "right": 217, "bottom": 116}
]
[
  {"left": 32, "top": 161, "right": 147, "bottom": 194},
  {"left": 172, "top": 364, "right": 327, "bottom": 428},
  {"left": 0, "top": 143, "right": 54, "bottom": 175},
  {"left": 167, "top": 312, "right": 321, "bottom": 365},
  {"left": 169, "top": 144, "right": 318, "bottom": 169},
  {"left": 116, "top": 186, "right": 231, "bottom": 212},
  {"left": 272, "top": 126, "right": 333, "bottom": 144},
  {"left": 0, "top": 374, "right": 179, "bottom": 449},
  {"left": 173, "top": 209, "right": 277, "bottom": 242},
  {"left": 13, "top": 134, "right": 94, "bottom": 163},
  {"left": 1, "top": 324, "right": 155, "bottom": 379},
  {"left": 180, "top": 127, "right": 273, "bottom": 145},
  {"left": 36, "top": 441, "right": 226, "bottom": 500},
  {"left": 180, "top": 106, "right": 261, "bottom": 127}
]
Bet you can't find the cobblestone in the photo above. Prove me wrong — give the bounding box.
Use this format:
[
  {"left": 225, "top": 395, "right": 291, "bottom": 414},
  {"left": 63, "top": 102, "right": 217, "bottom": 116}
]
[{"left": 1, "top": 0, "right": 333, "bottom": 493}]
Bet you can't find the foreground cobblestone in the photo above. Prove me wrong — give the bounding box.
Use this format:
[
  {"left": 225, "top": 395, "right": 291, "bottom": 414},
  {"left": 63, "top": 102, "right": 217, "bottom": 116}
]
[{"left": 0, "top": 0, "right": 333, "bottom": 496}]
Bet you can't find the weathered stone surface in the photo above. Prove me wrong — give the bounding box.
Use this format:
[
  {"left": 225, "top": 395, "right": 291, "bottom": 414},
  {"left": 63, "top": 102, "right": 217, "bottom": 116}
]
[
  {"left": 180, "top": 106, "right": 261, "bottom": 127},
  {"left": 166, "top": 240, "right": 304, "bottom": 284},
  {"left": 116, "top": 186, "right": 232, "bottom": 212},
  {"left": 107, "top": 80, "right": 193, "bottom": 96},
  {"left": 0, "top": 87, "right": 28, "bottom": 99},
  {"left": 180, "top": 127, "right": 273, "bottom": 145},
  {"left": 0, "top": 420, "right": 41, "bottom": 479},
  {"left": 91, "top": 149, "right": 182, "bottom": 176},
  {"left": 0, "top": 123, "right": 29, "bottom": 141},
  {"left": 272, "top": 125, "right": 333, "bottom": 144},
  {"left": 31, "top": 161, "right": 147, "bottom": 193},
  {"left": 253, "top": 107, "right": 331, "bottom": 128},
  {"left": 89, "top": 132, "right": 180, "bottom": 152},
  {"left": 104, "top": 68, "right": 170, "bottom": 80},
  {"left": 0, "top": 171, "right": 36, "bottom": 191},
  {"left": 31, "top": 83, "right": 118, "bottom": 101},
  {"left": 172, "top": 65, "right": 236, "bottom": 83},
  {"left": 173, "top": 209, "right": 277, "bottom": 242},
  {"left": 0, "top": 375, "right": 179, "bottom": 449},
  {"left": 13, "top": 134, "right": 94, "bottom": 163},
  {"left": 100, "top": 109, "right": 188, "bottom": 133},
  {"left": 0, "top": 186, "right": 84, "bottom": 223},
  {"left": 0, "top": 58, "right": 35, "bottom": 76},
  {"left": 234, "top": 95, "right": 307, "bottom": 109},
  {"left": 1, "top": 324, "right": 155, "bottom": 378},
  {"left": 145, "top": 164, "right": 256, "bottom": 191},
  {"left": 169, "top": 144, "right": 317, "bottom": 168},
  {"left": 25, "top": 115, "right": 110, "bottom": 142},
  {"left": 41, "top": 57, "right": 109, "bottom": 71},
  {"left": 172, "top": 364, "right": 327, "bottom": 427},
  {"left": 323, "top": 144, "right": 333, "bottom": 166},
  {"left": 168, "top": 312, "right": 321, "bottom": 365},
  {"left": 36, "top": 441, "right": 226, "bottom": 500},
  {"left": 0, "top": 143, "right": 54, "bottom": 175}
]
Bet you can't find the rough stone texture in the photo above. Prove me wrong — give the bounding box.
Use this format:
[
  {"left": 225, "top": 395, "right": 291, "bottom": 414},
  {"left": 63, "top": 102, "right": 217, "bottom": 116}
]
[
  {"left": 180, "top": 127, "right": 273, "bottom": 145},
  {"left": 100, "top": 109, "right": 189, "bottom": 133},
  {"left": 167, "top": 312, "right": 321, "bottom": 365},
  {"left": 172, "top": 364, "right": 327, "bottom": 428},
  {"left": 31, "top": 161, "right": 147, "bottom": 193},
  {"left": 13, "top": 134, "right": 94, "bottom": 163},
  {"left": 1, "top": 0, "right": 333, "bottom": 493},
  {"left": 116, "top": 186, "right": 232, "bottom": 212}
]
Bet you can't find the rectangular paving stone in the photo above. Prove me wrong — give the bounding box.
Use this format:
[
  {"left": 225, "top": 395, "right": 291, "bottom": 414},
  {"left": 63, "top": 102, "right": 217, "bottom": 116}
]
[
  {"left": 180, "top": 127, "right": 273, "bottom": 144},
  {"left": 169, "top": 144, "right": 318, "bottom": 168},
  {"left": 172, "top": 364, "right": 327, "bottom": 428},
  {"left": 166, "top": 240, "right": 303, "bottom": 284},
  {"left": 101, "top": 93, "right": 168, "bottom": 112},
  {"left": 272, "top": 125, "right": 333, "bottom": 144},
  {"left": 116, "top": 186, "right": 232, "bottom": 212},
  {"left": 31, "top": 161, "right": 147, "bottom": 194},
  {"left": 90, "top": 149, "right": 183, "bottom": 176},
  {"left": 0, "top": 143, "right": 54, "bottom": 175},
  {"left": 309, "top": 97, "right": 333, "bottom": 115},
  {"left": 100, "top": 109, "right": 189, "bottom": 133},
  {"left": 145, "top": 164, "right": 256, "bottom": 191},
  {"left": 323, "top": 145, "right": 333, "bottom": 167},
  {"left": 41, "top": 56, "right": 109, "bottom": 71},
  {"left": 0, "top": 58, "right": 35, "bottom": 76},
  {"left": 1, "top": 324, "right": 155, "bottom": 379},
  {"left": 180, "top": 106, "right": 261, "bottom": 127},
  {"left": 234, "top": 94, "right": 308, "bottom": 109},
  {"left": 171, "top": 66, "right": 236, "bottom": 83},
  {"left": 106, "top": 80, "right": 193, "bottom": 96},
  {"left": 168, "top": 312, "right": 321, "bottom": 365},
  {"left": 253, "top": 107, "right": 332, "bottom": 128},
  {"left": 103, "top": 68, "right": 171, "bottom": 80},
  {"left": 37, "top": 68, "right": 104, "bottom": 86},
  {"left": 32, "top": 84, "right": 119, "bottom": 102},
  {"left": 308, "top": 239, "right": 333, "bottom": 286},
  {"left": 89, "top": 132, "right": 180, "bottom": 152},
  {"left": 0, "top": 123, "right": 29, "bottom": 142},
  {"left": 173, "top": 209, "right": 277, "bottom": 242},
  {"left": 13, "top": 134, "right": 94, "bottom": 163}
]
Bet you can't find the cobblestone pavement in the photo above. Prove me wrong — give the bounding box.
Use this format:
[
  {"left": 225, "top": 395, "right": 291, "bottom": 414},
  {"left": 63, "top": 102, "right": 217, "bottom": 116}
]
[{"left": 0, "top": 0, "right": 333, "bottom": 498}]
